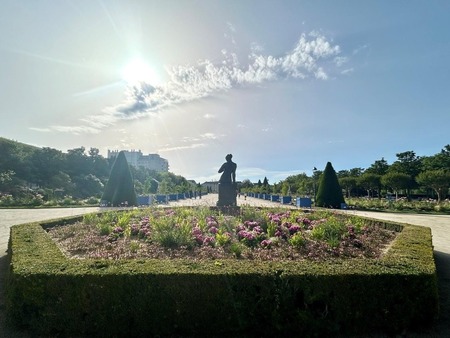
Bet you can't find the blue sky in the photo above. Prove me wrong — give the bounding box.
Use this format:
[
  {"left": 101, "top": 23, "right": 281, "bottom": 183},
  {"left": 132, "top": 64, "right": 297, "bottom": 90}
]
[{"left": 1, "top": 1, "right": 449, "bottom": 184}]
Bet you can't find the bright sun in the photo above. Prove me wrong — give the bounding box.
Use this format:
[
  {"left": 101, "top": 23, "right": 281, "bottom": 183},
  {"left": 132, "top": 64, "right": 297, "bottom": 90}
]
[{"left": 121, "top": 58, "right": 160, "bottom": 85}]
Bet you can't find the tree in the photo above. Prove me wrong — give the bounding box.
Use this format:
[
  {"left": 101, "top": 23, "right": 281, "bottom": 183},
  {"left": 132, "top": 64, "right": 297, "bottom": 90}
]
[
  {"left": 388, "top": 151, "right": 421, "bottom": 199},
  {"left": 239, "top": 179, "right": 253, "bottom": 192},
  {"left": 315, "top": 162, "right": 345, "bottom": 208},
  {"left": 358, "top": 173, "right": 382, "bottom": 198},
  {"left": 89, "top": 147, "right": 110, "bottom": 178},
  {"left": 381, "top": 172, "right": 411, "bottom": 200},
  {"left": 66, "top": 147, "right": 93, "bottom": 178},
  {"left": 73, "top": 174, "right": 104, "bottom": 198},
  {"left": 365, "top": 158, "right": 389, "bottom": 176},
  {"left": 421, "top": 145, "right": 450, "bottom": 172},
  {"left": 281, "top": 181, "right": 290, "bottom": 196},
  {"left": 416, "top": 170, "right": 450, "bottom": 203},
  {"left": 144, "top": 177, "right": 159, "bottom": 193},
  {"left": 30, "top": 147, "right": 65, "bottom": 186},
  {"left": 0, "top": 170, "right": 15, "bottom": 192},
  {"left": 101, "top": 151, "right": 137, "bottom": 206},
  {"left": 339, "top": 176, "right": 357, "bottom": 198}
]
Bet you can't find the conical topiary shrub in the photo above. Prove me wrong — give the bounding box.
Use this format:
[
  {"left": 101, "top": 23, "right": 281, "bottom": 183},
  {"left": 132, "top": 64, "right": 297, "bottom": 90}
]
[
  {"left": 315, "top": 162, "right": 345, "bottom": 208},
  {"left": 101, "top": 151, "right": 137, "bottom": 206}
]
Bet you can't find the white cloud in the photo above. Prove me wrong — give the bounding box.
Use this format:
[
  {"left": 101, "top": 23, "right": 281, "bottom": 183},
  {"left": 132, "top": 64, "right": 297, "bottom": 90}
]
[
  {"left": 29, "top": 127, "right": 51, "bottom": 132},
  {"left": 227, "top": 22, "right": 236, "bottom": 33},
  {"left": 341, "top": 68, "right": 354, "bottom": 75},
  {"left": 159, "top": 133, "right": 222, "bottom": 152},
  {"left": 353, "top": 44, "right": 369, "bottom": 55},
  {"left": 49, "top": 125, "right": 101, "bottom": 135},
  {"left": 41, "top": 32, "right": 346, "bottom": 135},
  {"left": 237, "top": 167, "right": 308, "bottom": 183},
  {"left": 159, "top": 143, "right": 206, "bottom": 152},
  {"left": 334, "top": 56, "right": 348, "bottom": 67},
  {"left": 200, "top": 132, "right": 218, "bottom": 140}
]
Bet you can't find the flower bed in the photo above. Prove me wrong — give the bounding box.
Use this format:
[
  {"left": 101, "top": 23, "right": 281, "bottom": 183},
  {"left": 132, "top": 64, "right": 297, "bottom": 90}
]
[
  {"left": 48, "top": 206, "right": 396, "bottom": 261},
  {"left": 6, "top": 207, "right": 438, "bottom": 337}
]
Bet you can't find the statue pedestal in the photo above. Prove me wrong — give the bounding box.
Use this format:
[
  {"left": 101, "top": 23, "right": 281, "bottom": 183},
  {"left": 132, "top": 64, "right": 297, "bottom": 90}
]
[{"left": 217, "top": 182, "right": 237, "bottom": 206}]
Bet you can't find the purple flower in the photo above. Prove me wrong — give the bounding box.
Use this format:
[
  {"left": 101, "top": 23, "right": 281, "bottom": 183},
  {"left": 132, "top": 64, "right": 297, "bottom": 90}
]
[
  {"left": 244, "top": 220, "right": 260, "bottom": 229},
  {"left": 289, "top": 224, "right": 301, "bottom": 235},
  {"left": 194, "top": 234, "right": 204, "bottom": 245},
  {"left": 253, "top": 226, "right": 263, "bottom": 234},
  {"left": 138, "top": 228, "right": 149, "bottom": 238},
  {"left": 130, "top": 224, "right": 140, "bottom": 236},
  {"left": 113, "top": 227, "right": 124, "bottom": 234},
  {"left": 236, "top": 224, "right": 246, "bottom": 233},
  {"left": 192, "top": 226, "right": 202, "bottom": 236},
  {"left": 297, "top": 217, "right": 312, "bottom": 227},
  {"left": 260, "top": 239, "right": 272, "bottom": 248},
  {"left": 209, "top": 226, "right": 218, "bottom": 234},
  {"left": 203, "top": 236, "right": 215, "bottom": 246}
]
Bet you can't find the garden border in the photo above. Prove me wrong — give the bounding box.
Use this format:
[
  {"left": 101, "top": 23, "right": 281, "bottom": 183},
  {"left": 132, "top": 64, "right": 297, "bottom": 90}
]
[{"left": 6, "top": 212, "right": 439, "bottom": 336}]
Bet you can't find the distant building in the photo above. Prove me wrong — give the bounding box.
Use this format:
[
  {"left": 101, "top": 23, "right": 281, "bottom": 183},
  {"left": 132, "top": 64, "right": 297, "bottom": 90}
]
[
  {"left": 202, "top": 181, "right": 242, "bottom": 193},
  {"left": 108, "top": 150, "right": 169, "bottom": 172},
  {"left": 202, "top": 181, "right": 219, "bottom": 193}
]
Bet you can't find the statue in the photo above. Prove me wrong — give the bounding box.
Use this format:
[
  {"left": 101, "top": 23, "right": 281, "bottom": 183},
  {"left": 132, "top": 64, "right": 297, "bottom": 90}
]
[
  {"left": 218, "top": 154, "right": 237, "bottom": 183},
  {"left": 217, "top": 154, "right": 238, "bottom": 207}
]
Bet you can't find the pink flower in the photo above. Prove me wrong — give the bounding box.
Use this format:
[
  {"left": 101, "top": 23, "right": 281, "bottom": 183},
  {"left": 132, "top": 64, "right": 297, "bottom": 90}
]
[
  {"left": 236, "top": 224, "right": 246, "bottom": 233},
  {"left": 203, "top": 236, "right": 215, "bottom": 246},
  {"left": 289, "top": 225, "right": 301, "bottom": 235},
  {"left": 260, "top": 239, "right": 272, "bottom": 248},
  {"left": 253, "top": 226, "right": 263, "bottom": 234}
]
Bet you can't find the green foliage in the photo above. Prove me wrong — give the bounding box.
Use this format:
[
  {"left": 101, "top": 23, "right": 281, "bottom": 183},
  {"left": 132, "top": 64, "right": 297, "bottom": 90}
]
[
  {"left": 6, "top": 214, "right": 438, "bottom": 337},
  {"left": 97, "top": 223, "right": 112, "bottom": 236},
  {"left": 229, "top": 241, "right": 244, "bottom": 258},
  {"left": 416, "top": 170, "right": 450, "bottom": 202},
  {"left": 215, "top": 230, "right": 231, "bottom": 246},
  {"left": 346, "top": 197, "right": 450, "bottom": 213},
  {"left": 358, "top": 173, "right": 381, "bottom": 197},
  {"left": 101, "top": 151, "right": 137, "bottom": 206},
  {"left": 82, "top": 213, "right": 100, "bottom": 225},
  {"left": 381, "top": 172, "right": 412, "bottom": 198},
  {"left": 315, "top": 162, "right": 345, "bottom": 208},
  {"left": 267, "top": 221, "right": 277, "bottom": 237},
  {"left": 289, "top": 232, "right": 306, "bottom": 248},
  {"left": 152, "top": 217, "right": 194, "bottom": 249}
]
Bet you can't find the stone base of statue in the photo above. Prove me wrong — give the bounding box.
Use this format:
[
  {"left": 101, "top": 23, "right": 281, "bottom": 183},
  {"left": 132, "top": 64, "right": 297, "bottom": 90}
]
[{"left": 217, "top": 182, "right": 237, "bottom": 207}]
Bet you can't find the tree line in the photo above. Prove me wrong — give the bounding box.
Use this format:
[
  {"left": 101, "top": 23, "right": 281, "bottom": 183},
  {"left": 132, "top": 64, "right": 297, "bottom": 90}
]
[
  {"left": 0, "top": 137, "right": 195, "bottom": 205},
  {"left": 1, "top": 136, "right": 449, "bottom": 204},
  {"left": 239, "top": 145, "right": 450, "bottom": 202}
]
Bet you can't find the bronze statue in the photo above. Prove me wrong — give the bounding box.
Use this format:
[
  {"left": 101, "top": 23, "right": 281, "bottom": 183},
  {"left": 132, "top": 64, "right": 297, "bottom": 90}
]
[
  {"left": 217, "top": 154, "right": 237, "bottom": 207},
  {"left": 218, "top": 154, "right": 237, "bottom": 183}
]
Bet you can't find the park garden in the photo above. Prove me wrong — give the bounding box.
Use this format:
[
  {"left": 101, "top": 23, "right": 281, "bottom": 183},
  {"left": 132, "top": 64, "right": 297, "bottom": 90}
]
[
  {"left": 1, "top": 137, "right": 450, "bottom": 213},
  {"left": 4, "top": 150, "right": 440, "bottom": 336}
]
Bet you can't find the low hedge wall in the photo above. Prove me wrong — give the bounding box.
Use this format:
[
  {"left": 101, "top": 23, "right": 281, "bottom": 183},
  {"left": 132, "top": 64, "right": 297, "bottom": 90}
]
[{"left": 6, "top": 214, "right": 438, "bottom": 337}]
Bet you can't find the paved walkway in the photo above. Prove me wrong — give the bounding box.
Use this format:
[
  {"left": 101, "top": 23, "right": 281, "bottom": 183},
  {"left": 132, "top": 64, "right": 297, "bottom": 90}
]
[{"left": 0, "top": 195, "right": 449, "bottom": 336}]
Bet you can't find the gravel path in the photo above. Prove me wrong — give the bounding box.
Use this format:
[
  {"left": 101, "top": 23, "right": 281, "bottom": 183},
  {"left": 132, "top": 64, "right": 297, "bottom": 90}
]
[{"left": 1, "top": 195, "right": 448, "bottom": 337}]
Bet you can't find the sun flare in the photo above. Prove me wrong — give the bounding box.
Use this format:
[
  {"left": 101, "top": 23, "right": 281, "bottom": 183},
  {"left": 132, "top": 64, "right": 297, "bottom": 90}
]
[{"left": 121, "top": 58, "right": 160, "bottom": 85}]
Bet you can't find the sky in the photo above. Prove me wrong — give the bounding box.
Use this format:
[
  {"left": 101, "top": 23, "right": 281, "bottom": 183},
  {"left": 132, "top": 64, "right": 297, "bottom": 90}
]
[{"left": 1, "top": 1, "right": 449, "bottom": 184}]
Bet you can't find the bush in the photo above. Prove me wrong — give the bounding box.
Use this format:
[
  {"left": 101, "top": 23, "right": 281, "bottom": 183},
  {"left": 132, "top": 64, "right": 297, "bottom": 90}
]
[
  {"left": 6, "top": 211, "right": 438, "bottom": 337},
  {"left": 316, "top": 162, "right": 345, "bottom": 208},
  {"left": 101, "top": 151, "right": 137, "bottom": 206}
]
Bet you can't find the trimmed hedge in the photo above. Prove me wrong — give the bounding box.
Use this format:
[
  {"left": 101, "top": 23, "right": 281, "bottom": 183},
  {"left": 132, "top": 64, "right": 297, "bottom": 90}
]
[{"left": 6, "top": 214, "right": 438, "bottom": 337}]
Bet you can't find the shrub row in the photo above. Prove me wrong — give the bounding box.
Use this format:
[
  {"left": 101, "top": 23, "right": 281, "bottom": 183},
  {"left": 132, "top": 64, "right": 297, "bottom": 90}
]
[{"left": 6, "top": 213, "right": 438, "bottom": 336}]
